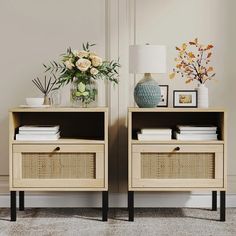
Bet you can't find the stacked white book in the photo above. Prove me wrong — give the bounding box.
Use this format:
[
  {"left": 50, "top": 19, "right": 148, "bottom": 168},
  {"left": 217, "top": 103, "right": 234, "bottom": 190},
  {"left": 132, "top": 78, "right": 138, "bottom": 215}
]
[
  {"left": 137, "top": 128, "right": 172, "bottom": 141},
  {"left": 174, "top": 125, "right": 218, "bottom": 141},
  {"left": 16, "top": 125, "right": 60, "bottom": 141}
]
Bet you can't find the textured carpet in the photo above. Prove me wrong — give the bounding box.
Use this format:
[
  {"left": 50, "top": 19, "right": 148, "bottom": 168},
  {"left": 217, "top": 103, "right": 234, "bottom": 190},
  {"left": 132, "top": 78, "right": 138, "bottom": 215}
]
[{"left": 0, "top": 208, "right": 236, "bottom": 236}]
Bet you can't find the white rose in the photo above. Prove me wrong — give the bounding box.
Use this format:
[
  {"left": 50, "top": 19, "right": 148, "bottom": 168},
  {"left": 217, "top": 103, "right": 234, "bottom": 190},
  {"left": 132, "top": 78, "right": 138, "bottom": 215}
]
[
  {"left": 76, "top": 58, "right": 91, "bottom": 72},
  {"left": 77, "top": 50, "right": 89, "bottom": 58},
  {"left": 64, "top": 59, "right": 74, "bottom": 70},
  {"left": 90, "top": 67, "right": 99, "bottom": 75},
  {"left": 91, "top": 56, "right": 102, "bottom": 67},
  {"left": 89, "top": 52, "right": 97, "bottom": 59}
]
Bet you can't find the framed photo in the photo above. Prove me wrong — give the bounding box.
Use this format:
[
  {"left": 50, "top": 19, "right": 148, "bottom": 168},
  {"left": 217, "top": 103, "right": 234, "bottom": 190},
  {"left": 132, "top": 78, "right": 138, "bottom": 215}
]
[
  {"left": 173, "top": 90, "right": 198, "bottom": 108},
  {"left": 158, "top": 85, "right": 169, "bottom": 107}
]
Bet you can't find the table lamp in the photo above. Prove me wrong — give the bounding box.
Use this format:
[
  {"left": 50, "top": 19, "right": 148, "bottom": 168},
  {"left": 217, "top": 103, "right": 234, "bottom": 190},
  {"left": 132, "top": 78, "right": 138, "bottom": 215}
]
[{"left": 129, "top": 44, "right": 166, "bottom": 107}]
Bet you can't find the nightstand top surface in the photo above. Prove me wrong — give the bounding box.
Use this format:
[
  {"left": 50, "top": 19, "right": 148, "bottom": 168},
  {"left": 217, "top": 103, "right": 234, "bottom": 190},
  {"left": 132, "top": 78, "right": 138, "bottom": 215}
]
[
  {"left": 128, "top": 107, "right": 226, "bottom": 112},
  {"left": 10, "top": 106, "right": 108, "bottom": 113}
]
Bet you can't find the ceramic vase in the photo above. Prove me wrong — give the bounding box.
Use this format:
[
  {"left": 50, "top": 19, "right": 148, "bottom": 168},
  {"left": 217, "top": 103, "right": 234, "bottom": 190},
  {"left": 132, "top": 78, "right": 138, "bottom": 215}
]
[
  {"left": 134, "top": 74, "right": 161, "bottom": 108},
  {"left": 197, "top": 84, "right": 208, "bottom": 108}
]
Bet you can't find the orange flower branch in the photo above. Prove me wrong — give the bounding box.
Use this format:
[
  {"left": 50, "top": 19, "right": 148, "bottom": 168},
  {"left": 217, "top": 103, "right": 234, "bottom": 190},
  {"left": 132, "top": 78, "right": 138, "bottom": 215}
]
[{"left": 169, "top": 38, "right": 216, "bottom": 84}]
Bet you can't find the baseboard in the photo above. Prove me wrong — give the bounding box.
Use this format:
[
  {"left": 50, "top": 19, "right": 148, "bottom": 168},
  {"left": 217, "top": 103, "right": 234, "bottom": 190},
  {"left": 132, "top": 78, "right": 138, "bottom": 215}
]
[
  {"left": 1, "top": 176, "right": 236, "bottom": 208},
  {"left": 1, "top": 192, "right": 236, "bottom": 208}
]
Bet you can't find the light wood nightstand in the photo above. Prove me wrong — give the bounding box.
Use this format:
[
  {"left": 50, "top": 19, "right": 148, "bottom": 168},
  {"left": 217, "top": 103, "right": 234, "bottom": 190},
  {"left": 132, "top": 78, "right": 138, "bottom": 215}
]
[
  {"left": 9, "top": 107, "right": 108, "bottom": 221},
  {"left": 128, "top": 108, "right": 227, "bottom": 221}
]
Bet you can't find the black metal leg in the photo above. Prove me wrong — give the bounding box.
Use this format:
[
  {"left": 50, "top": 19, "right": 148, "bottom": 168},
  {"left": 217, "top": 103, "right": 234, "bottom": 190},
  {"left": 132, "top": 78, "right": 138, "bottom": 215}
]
[
  {"left": 19, "top": 191, "right": 25, "bottom": 211},
  {"left": 128, "top": 191, "right": 134, "bottom": 221},
  {"left": 102, "top": 191, "right": 108, "bottom": 221},
  {"left": 212, "top": 191, "right": 217, "bottom": 211},
  {"left": 10, "top": 191, "right": 16, "bottom": 221},
  {"left": 220, "top": 191, "right": 226, "bottom": 221}
]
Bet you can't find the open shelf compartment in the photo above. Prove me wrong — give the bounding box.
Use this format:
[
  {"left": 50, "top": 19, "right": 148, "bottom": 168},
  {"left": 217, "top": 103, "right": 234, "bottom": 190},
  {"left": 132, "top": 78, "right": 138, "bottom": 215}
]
[
  {"left": 131, "top": 110, "right": 225, "bottom": 142},
  {"left": 10, "top": 110, "right": 106, "bottom": 142}
]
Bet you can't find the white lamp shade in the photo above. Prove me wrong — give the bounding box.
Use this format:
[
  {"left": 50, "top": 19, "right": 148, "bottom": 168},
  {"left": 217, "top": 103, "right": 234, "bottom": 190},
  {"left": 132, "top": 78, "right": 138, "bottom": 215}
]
[{"left": 129, "top": 45, "right": 166, "bottom": 74}]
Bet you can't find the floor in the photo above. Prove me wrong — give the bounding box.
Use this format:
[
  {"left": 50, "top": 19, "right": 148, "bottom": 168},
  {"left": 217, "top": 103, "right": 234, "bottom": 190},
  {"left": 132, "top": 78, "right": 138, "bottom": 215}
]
[{"left": 0, "top": 208, "right": 236, "bottom": 236}]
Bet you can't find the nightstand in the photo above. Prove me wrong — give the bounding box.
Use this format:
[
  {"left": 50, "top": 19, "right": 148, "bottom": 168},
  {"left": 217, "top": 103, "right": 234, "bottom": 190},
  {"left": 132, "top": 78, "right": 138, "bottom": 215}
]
[
  {"left": 128, "top": 108, "right": 226, "bottom": 221},
  {"left": 9, "top": 107, "right": 108, "bottom": 221}
]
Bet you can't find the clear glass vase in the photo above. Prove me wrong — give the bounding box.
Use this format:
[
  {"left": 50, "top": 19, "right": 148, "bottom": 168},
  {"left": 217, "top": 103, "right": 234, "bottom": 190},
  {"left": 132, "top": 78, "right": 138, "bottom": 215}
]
[
  {"left": 50, "top": 90, "right": 61, "bottom": 107},
  {"left": 70, "top": 78, "right": 97, "bottom": 107}
]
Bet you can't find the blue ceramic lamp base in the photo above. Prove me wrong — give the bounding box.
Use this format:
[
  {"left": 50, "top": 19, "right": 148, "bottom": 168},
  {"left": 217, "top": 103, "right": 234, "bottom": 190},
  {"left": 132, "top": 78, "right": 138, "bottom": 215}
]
[{"left": 134, "top": 73, "right": 161, "bottom": 108}]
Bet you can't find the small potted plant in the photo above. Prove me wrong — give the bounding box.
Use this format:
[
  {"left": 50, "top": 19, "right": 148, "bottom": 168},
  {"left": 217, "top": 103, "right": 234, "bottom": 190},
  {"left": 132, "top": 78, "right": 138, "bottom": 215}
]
[
  {"left": 44, "top": 43, "right": 120, "bottom": 107},
  {"left": 169, "top": 38, "right": 216, "bottom": 108}
]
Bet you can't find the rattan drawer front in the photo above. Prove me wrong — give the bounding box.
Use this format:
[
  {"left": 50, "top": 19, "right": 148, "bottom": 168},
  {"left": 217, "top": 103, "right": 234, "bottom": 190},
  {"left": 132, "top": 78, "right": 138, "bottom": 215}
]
[
  {"left": 22, "top": 152, "right": 95, "bottom": 179},
  {"left": 141, "top": 152, "right": 214, "bottom": 179},
  {"left": 13, "top": 144, "right": 105, "bottom": 189},
  {"left": 131, "top": 144, "right": 224, "bottom": 188}
]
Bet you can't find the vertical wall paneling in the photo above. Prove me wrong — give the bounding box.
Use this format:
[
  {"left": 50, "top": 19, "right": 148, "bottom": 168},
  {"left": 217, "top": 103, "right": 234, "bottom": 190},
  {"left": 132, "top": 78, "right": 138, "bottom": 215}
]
[
  {"left": 128, "top": 0, "right": 136, "bottom": 107},
  {"left": 117, "top": 0, "right": 130, "bottom": 191},
  {"left": 107, "top": 0, "right": 132, "bottom": 192},
  {"left": 107, "top": 0, "right": 120, "bottom": 192}
]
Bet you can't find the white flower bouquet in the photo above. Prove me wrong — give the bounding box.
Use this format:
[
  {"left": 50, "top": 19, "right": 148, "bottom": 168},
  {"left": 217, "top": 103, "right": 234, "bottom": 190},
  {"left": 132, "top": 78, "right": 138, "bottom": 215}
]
[{"left": 44, "top": 43, "right": 120, "bottom": 106}]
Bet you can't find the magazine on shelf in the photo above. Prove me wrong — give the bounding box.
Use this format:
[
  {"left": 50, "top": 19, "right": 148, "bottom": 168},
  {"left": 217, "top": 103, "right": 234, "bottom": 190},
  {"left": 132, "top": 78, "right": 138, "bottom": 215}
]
[
  {"left": 19, "top": 130, "right": 59, "bottom": 135},
  {"left": 177, "top": 125, "right": 217, "bottom": 131},
  {"left": 137, "top": 133, "right": 172, "bottom": 141},
  {"left": 141, "top": 128, "right": 172, "bottom": 135},
  {"left": 19, "top": 125, "right": 60, "bottom": 132},
  {"left": 177, "top": 130, "right": 217, "bottom": 134},
  {"left": 16, "top": 132, "right": 60, "bottom": 141},
  {"left": 174, "top": 131, "right": 218, "bottom": 141}
]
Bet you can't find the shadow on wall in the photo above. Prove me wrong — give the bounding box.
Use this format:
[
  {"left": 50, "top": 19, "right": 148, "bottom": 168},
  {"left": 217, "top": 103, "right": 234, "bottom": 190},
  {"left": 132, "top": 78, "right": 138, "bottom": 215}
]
[
  {"left": 108, "top": 119, "right": 128, "bottom": 193},
  {"left": 0, "top": 116, "right": 9, "bottom": 175}
]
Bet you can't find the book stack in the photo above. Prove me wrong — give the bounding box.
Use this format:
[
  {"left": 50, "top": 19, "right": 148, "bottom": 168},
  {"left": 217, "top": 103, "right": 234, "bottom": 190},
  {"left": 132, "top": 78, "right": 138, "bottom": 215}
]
[
  {"left": 174, "top": 125, "right": 218, "bottom": 141},
  {"left": 16, "top": 125, "right": 60, "bottom": 141},
  {"left": 137, "top": 128, "right": 172, "bottom": 141}
]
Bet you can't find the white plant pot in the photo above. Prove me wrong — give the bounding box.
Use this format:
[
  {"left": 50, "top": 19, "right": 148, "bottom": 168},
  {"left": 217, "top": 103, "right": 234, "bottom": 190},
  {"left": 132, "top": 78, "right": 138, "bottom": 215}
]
[{"left": 197, "top": 84, "right": 209, "bottom": 108}]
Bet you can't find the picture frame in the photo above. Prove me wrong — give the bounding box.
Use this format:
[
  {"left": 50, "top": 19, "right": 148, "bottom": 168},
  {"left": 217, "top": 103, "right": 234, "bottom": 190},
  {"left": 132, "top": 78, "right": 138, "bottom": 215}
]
[
  {"left": 173, "top": 90, "right": 198, "bottom": 108},
  {"left": 158, "top": 85, "right": 169, "bottom": 107}
]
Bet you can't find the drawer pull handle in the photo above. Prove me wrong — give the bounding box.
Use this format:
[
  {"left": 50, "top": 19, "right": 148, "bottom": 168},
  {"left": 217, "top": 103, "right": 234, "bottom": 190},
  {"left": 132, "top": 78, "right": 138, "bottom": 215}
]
[
  {"left": 54, "top": 147, "right": 60, "bottom": 151},
  {"left": 174, "top": 147, "right": 180, "bottom": 151}
]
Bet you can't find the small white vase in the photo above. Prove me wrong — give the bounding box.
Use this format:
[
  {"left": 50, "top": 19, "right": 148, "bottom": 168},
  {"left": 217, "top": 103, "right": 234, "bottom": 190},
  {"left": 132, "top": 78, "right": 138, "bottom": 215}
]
[{"left": 197, "top": 84, "right": 209, "bottom": 108}]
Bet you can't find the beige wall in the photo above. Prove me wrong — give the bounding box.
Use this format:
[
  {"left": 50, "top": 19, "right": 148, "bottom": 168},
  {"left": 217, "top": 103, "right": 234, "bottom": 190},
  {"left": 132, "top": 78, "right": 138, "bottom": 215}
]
[
  {"left": 134, "top": 0, "right": 236, "bottom": 179},
  {"left": 0, "top": 0, "right": 107, "bottom": 174},
  {"left": 0, "top": 0, "right": 236, "bottom": 205}
]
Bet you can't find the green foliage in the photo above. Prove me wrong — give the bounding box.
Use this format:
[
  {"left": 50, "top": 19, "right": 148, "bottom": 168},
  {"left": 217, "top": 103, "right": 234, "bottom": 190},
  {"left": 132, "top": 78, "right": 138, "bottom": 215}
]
[{"left": 82, "top": 42, "right": 96, "bottom": 51}]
